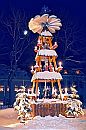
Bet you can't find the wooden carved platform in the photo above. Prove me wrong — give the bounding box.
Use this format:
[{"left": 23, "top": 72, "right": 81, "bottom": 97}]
[{"left": 30, "top": 99, "right": 67, "bottom": 117}]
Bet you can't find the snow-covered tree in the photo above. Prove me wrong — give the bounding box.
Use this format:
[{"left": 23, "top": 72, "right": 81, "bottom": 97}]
[
  {"left": 65, "top": 85, "right": 84, "bottom": 117},
  {"left": 14, "top": 86, "right": 32, "bottom": 123},
  {"left": 70, "top": 85, "right": 79, "bottom": 99}
]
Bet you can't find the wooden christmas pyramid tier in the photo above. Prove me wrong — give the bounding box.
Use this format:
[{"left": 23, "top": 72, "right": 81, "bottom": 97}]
[
  {"left": 41, "top": 30, "right": 53, "bottom": 36},
  {"left": 31, "top": 71, "right": 62, "bottom": 82},
  {"left": 37, "top": 49, "right": 57, "bottom": 57}
]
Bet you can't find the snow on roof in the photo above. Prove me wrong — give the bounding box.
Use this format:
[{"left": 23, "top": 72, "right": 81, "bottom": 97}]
[
  {"left": 31, "top": 71, "right": 62, "bottom": 82},
  {"left": 41, "top": 30, "right": 52, "bottom": 36},
  {"left": 37, "top": 49, "right": 57, "bottom": 57}
]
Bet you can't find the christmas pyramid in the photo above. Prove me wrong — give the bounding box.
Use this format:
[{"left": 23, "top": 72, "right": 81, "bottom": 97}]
[{"left": 28, "top": 13, "right": 63, "bottom": 99}]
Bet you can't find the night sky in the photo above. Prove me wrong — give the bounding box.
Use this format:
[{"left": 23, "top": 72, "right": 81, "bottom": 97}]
[{"left": 0, "top": 0, "right": 86, "bottom": 74}]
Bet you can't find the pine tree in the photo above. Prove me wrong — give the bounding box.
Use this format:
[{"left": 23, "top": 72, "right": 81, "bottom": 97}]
[
  {"left": 66, "top": 85, "right": 84, "bottom": 117},
  {"left": 14, "top": 86, "right": 32, "bottom": 123},
  {"left": 70, "top": 85, "right": 79, "bottom": 99}
]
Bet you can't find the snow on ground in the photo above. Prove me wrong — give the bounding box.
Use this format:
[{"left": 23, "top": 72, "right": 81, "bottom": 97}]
[
  {"left": 0, "top": 108, "right": 86, "bottom": 130},
  {"left": 0, "top": 108, "right": 19, "bottom": 126}
]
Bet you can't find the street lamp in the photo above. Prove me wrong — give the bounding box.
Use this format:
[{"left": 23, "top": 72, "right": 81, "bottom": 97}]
[{"left": 24, "top": 30, "right": 28, "bottom": 35}]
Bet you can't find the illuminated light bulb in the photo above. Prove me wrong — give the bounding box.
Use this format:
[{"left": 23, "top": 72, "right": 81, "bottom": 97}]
[
  {"left": 35, "top": 46, "right": 37, "bottom": 50},
  {"left": 58, "top": 61, "right": 62, "bottom": 67},
  {"left": 31, "top": 66, "right": 34, "bottom": 71},
  {"left": 37, "top": 39, "right": 42, "bottom": 46},
  {"left": 64, "top": 70, "right": 68, "bottom": 74},
  {"left": 57, "top": 61, "right": 63, "bottom": 72},
  {"left": 34, "top": 46, "right": 38, "bottom": 52},
  {"left": 55, "top": 42, "right": 57, "bottom": 44},
  {"left": 76, "top": 70, "right": 80, "bottom": 74},
  {"left": 28, "top": 89, "right": 30, "bottom": 94}
]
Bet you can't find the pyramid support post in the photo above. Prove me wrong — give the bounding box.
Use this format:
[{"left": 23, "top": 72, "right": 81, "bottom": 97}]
[
  {"left": 32, "top": 81, "right": 35, "bottom": 93},
  {"left": 36, "top": 81, "right": 38, "bottom": 97},
  {"left": 53, "top": 56, "right": 57, "bottom": 69},
  {"left": 44, "top": 80, "right": 47, "bottom": 90},
  {"left": 49, "top": 37, "right": 52, "bottom": 49},
  {"left": 51, "top": 81, "right": 54, "bottom": 95},
  {"left": 57, "top": 79, "right": 63, "bottom": 100},
  {"left": 44, "top": 80, "right": 47, "bottom": 98}
]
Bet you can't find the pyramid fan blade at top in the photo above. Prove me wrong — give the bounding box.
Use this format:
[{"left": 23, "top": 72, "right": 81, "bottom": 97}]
[
  {"left": 49, "top": 26, "right": 61, "bottom": 30},
  {"left": 37, "top": 28, "right": 43, "bottom": 34},
  {"left": 29, "top": 19, "right": 40, "bottom": 30},
  {"left": 48, "top": 17, "right": 57, "bottom": 23},
  {"left": 29, "top": 18, "right": 36, "bottom": 30},
  {"left": 49, "top": 18, "right": 61, "bottom": 24},
  {"left": 34, "top": 15, "right": 40, "bottom": 20},
  {"left": 32, "top": 28, "right": 39, "bottom": 33},
  {"left": 29, "top": 22, "right": 40, "bottom": 30},
  {"left": 48, "top": 26, "right": 55, "bottom": 33},
  {"left": 41, "top": 14, "right": 49, "bottom": 23},
  {"left": 49, "top": 22, "right": 62, "bottom": 26},
  {"left": 28, "top": 14, "right": 62, "bottom": 34},
  {"left": 50, "top": 26, "right": 60, "bottom": 30},
  {"left": 33, "top": 26, "right": 43, "bottom": 34},
  {"left": 33, "top": 15, "right": 42, "bottom": 23},
  {"left": 48, "top": 15, "right": 57, "bottom": 22},
  {"left": 49, "top": 15, "right": 57, "bottom": 18}
]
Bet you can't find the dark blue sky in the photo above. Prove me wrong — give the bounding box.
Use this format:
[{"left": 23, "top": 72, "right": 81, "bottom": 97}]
[
  {"left": 0, "top": 0, "right": 86, "bottom": 19},
  {"left": 0, "top": 0, "right": 86, "bottom": 74}
]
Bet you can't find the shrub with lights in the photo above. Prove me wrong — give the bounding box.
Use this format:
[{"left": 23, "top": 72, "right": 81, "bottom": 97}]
[
  {"left": 14, "top": 86, "right": 32, "bottom": 123},
  {"left": 65, "top": 85, "right": 84, "bottom": 117}
]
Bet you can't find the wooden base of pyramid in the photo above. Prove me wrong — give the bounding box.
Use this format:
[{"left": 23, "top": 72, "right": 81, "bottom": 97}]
[{"left": 30, "top": 101, "right": 67, "bottom": 118}]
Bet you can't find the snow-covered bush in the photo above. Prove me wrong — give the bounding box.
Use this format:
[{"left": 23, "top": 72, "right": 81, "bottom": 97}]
[
  {"left": 65, "top": 85, "right": 84, "bottom": 117},
  {"left": 14, "top": 86, "right": 32, "bottom": 123}
]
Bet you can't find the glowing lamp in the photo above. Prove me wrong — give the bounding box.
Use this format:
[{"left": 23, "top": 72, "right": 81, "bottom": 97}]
[
  {"left": 76, "top": 70, "right": 80, "bottom": 74},
  {"left": 34, "top": 46, "right": 38, "bottom": 52},
  {"left": 24, "top": 30, "right": 28, "bottom": 35},
  {"left": 31, "top": 66, "right": 34, "bottom": 73},
  {"left": 57, "top": 61, "right": 63, "bottom": 72},
  {"left": 58, "top": 61, "right": 62, "bottom": 67},
  {"left": 64, "top": 70, "right": 68, "bottom": 74},
  {"left": 37, "top": 39, "right": 42, "bottom": 46}
]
